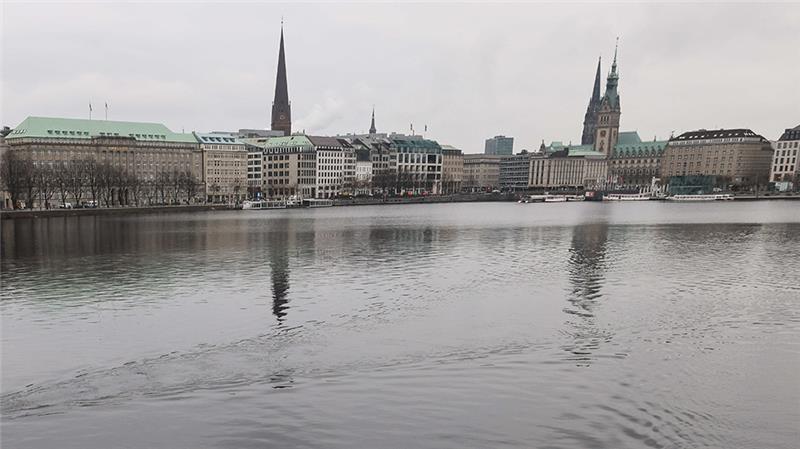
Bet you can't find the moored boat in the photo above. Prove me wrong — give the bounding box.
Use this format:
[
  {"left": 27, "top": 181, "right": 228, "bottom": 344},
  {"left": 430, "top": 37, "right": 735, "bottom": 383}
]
[{"left": 667, "top": 194, "right": 734, "bottom": 201}]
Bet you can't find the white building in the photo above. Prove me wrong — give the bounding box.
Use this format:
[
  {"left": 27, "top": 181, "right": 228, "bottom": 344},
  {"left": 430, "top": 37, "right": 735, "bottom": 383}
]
[{"left": 770, "top": 125, "right": 799, "bottom": 190}]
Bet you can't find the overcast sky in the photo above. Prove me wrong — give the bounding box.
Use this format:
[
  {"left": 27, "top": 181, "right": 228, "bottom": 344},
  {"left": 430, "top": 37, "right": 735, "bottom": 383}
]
[{"left": 3, "top": 2, "right": 799, "bottom": 152}]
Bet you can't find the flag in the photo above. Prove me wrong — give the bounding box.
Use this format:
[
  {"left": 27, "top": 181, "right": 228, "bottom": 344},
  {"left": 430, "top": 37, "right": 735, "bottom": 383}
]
[
  {"left": 89, "top": 103, "right": 92, "bottom": 112},
  {"left": 424, "top": 125, "right": 427, "bottom": 132}
]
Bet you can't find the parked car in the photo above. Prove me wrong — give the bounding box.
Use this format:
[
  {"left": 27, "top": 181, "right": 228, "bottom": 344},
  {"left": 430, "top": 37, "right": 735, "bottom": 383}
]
[{"left": 59, "top": 202, "right": 73, "bottom": 209}]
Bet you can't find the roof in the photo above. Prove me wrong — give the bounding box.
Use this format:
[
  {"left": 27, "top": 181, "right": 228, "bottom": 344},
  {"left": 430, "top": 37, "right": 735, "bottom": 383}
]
[
  {"left": 6, "top": 116, "right": 197, "bottom": 143},
  {"left": 617, "top": 131, "right": 642, "bottom": 145},
  {"left": 671, "top": 128, "right": 766, "bottom": 142},
  {"left": 307, "top": 135, "right": 352, "bottom": 148},
  {"left": 390, "top": 137, "right": 442, "bottom": 151},
  {"left": 194, "top": 132, "right": 244, "bottom": 145},
  {"left": 538, "top": 141, "right": 604, "bottom": 158},
  {"left": 244, "top": 135, "right": 312, "bottom": 150},
  {"left": 778, "top": 125, "right": 800, "bottom": 141},
  {"left": 613, "top": 131, "right": 668, "bottom": 158}
]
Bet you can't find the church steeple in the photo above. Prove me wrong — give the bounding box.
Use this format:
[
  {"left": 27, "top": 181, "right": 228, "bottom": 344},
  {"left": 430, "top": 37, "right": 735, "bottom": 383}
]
[
  {"left": 591, "top": 56, "right": 602, "bottom": 103},
  {"left": 271, "top": 22, "right": 291, "bottom": 136},
  {"left": 369, "top": 107, "right": 377, "bottom": 134},
  {"left": 581, "top": 56, "right": 603, "bottom": 145},
  {"left": 593, "top": 38, "right": 622, "bottom": 156}
]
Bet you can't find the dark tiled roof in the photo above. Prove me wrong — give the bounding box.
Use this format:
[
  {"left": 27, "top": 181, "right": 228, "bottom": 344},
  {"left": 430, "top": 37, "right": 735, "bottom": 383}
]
[
  {"left": 671, "top": 128, "right": 766, "bottom": 142},
  {"left": 779, "top": 125, "right": 800, "bottom": 141},
  {"left": 307, "top": 135, "right": 352, "bottom": 148}
]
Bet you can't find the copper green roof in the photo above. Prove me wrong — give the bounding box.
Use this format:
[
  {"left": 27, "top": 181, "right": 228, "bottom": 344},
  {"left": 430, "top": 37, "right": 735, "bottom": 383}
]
[
  {"left": 613, "top": 133, "right": 668, "bottom": 158},
  {"left": 7, "top": 116, "right": 197, "bottom": 143},
  {"left": 242, "top": 135, "right": 312, "bottom": 150},
  {"left": 194, "top": 132, "right": 244, "bottom": 145}
]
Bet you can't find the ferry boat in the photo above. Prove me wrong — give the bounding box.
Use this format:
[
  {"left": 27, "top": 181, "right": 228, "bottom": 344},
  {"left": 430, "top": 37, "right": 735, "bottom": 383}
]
[
  {"left": 667, "top": 194, "right": 734, "bottom": 202},
  {"left": 303, "top": 198, "right": 334, "bottom": 208},
  {"left": 544, "top": 195, "right": 567, "bottom": 203},
  {"left": 241, "top": 199, "right": 288, "bottom": 210},
  {"left": 603, "top": 192, "right": 652, "bottom": 201},
  {"left": 566, "top": 195, "right": 584, "bottom": 202}
]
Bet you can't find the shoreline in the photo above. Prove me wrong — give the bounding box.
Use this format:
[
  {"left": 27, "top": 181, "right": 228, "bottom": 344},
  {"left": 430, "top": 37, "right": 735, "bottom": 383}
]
[{"left": 2, "top": 193, "right": 798, "bottom": 219}]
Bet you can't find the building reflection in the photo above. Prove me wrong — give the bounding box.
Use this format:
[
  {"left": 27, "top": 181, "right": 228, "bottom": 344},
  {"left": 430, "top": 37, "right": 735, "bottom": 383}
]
[
  {"left": 563, "top": 222, "right": 611, "bottom": 366},
  {"left": 266, "top": 218, "right": 294, "bottom": 322}
]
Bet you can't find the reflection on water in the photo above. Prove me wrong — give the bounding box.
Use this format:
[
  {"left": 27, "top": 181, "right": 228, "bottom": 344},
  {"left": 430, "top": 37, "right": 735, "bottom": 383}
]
[
  {"left": 564, "top": 222, "right": 611, "bottom": 366},
  {"left": 2, "top": 203, "right": 799, "bottom": 449},
  {"left": 268, "top": 220, "right": 292, "bottom": 322}
]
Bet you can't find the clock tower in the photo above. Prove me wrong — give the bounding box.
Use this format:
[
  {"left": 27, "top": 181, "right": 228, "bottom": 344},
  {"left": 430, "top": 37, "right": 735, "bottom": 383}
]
[
  {"left": 271, "top": 24, "right": 292, "bottom": 136},
  {"left": 593, "top": 40, "right": 621, "bottom": 157}
]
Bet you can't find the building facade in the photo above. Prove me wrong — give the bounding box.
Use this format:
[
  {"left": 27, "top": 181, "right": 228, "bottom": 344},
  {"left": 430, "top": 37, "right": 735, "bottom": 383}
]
[
  {"left": 529, "top": 145, "right": 607, "bottom": 189},
  {"left": 244, "top": 135, "right": 315, "bottom": 199},
  {"left": 195, "top": 133, "right": 247, "bottom": 204},
  {"left": 463, "top": 154, "right": 503, "bottom": 191},
  {"left": 499, "top": 151, "right": 532, "bottom": 191},
  {"left": 309, "top": 136, "right": 356, "bottom": 199},
  {"left": 393, "top": 137, "right": 443, "bottom": 194},
  {"left": 770, "top": 125, "right": 799, "bottom": 186},
  {"left": 4, "top": 116, "right": 202, "bottom": 208},
  {"left": 440, "top": 145, "right": 464, "bottom": 194},
  {"left": 354, "top": 149, "right": 373, "bottom": 195},
  {"left": 484, "top": 135, "right": 514, "bottom": 155},
  {"left": 608, "top": 131, "right": 668, "bottom": 188},
  {"left": 662, "top": 128, "right": 773, "bottom": 189}
]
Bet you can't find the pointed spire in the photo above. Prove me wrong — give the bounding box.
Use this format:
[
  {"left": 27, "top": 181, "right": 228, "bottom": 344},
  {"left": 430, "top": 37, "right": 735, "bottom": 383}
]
[
  {"left": 592, "top": 56, "right": 602, "bottom": 102},
  {"left": 369, "top": 106, "right": 377, "bottom": 134},
  {"left": 271, "top": 21, "right": 291, "bottom": 135},
  {"left": 611, "top": 37, "right": 619, "bottom": 75}
]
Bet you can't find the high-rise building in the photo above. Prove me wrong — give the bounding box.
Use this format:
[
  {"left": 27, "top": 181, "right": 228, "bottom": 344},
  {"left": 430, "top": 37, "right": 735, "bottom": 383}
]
[
  {"left": 581, "top": 57, "right": 603, "bottom": 146},
  {"left": 484, "top": 135, "right": 514, "bottom": 155},
  {"left": 271, "top": 25, "right": 292, "bottom": 136},
  {"left": 593, "top": 42, "right": 621, "bottom": 156}
]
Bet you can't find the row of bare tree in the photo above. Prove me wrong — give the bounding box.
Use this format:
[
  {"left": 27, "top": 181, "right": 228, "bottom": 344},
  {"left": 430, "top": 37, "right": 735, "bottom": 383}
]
[{"left": 1, "top": 152, "right": 200, "bottom": 210}]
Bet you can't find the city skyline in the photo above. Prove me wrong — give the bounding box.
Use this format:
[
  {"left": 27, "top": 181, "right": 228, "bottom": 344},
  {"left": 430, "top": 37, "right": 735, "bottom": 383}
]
[{"left": 3, "top": 3, "right": 799, "bottom": 152}]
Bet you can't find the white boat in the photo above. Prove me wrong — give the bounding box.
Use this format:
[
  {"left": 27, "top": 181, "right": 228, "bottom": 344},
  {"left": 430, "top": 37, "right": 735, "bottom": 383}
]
[
  {"left": 667, "top": 194, "right": 734, "bottom": 202},
  {"left": 604, "top": 192, "right": 652, "bottom": 201},
  {"left": 567, "top": 195, "right": 585, "bottom": 202},
  {"left": 241, "top": 199, "right": 287, "bottom": 210},
  {"left": 242, "top": 200, "right": 260, "bottom": 210},
  {"left": 544, "top": 195, "right": 567, "bottom": 203},
  {"left": 303, "top": 198, "right": 334, "bottom": 208}
]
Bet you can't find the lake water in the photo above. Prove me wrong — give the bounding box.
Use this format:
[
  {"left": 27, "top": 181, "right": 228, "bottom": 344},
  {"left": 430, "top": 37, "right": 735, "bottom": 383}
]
[{"left": 1, "top": 201, "right": 799, "bottom": 448}]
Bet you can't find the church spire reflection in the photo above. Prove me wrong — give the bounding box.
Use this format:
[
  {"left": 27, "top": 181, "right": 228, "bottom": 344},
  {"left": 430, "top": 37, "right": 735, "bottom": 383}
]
[
  {"left": 562, "top": 222, "right": 611, "bottom": 366},
  {"left": 267, "top": 219, "right": 293, "bottom": 322}
]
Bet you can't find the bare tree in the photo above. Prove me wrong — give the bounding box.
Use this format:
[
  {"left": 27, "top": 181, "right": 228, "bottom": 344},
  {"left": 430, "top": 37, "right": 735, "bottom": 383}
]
[
  {"left": 179, "top": 170, "right": 200, "bottom": 204},
  {"left": 34, "top": 163, "right": 58, "bottom": 209},
  {"left": 97, "top": 162, "right": 122, "bottom": 207},
  {"left": 154, "top": 171, "right": 169, "bottom": 205},
  {"left": 1, "top": 150, "right": 34, "bottom": 209},
  {"left": 169, "top": 169, "right": 181, "bottom": 204},
  {"left": 54, "top": 161, "right": 71, "bottom": 207},
  {"left": 129, "top": 174, "right": 144, "bottom": 206},
  {"left": 85, "top": 158, "right": 101, "bottom": 205},
  {"left": 67, "top": 159, "right": 87, "bottom": 207}
]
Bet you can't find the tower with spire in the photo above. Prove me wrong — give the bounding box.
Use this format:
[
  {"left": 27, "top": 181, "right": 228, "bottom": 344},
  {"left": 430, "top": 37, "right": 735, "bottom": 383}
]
[
  {"left": 369, "top": 107, "right": 377, "bottom": 135},
  {"left": 581, "top": 57, "right": 603, "bottom": 145},
  {"left": 271, "top": 22, "right": 292, "bottom": 136},
  {"left": 593, "top": 39, "right": 622, "bottom": 156}
]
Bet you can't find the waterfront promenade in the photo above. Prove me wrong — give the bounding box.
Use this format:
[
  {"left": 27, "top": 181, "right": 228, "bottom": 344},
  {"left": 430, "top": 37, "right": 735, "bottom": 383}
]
[{"left": 2, "top": 192, "right": 799, "bottom": 219}]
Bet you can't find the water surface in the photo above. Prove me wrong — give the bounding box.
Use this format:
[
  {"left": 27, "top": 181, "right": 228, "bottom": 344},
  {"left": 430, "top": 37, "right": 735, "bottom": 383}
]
[{"left": 2, "top": 202, "right": 799, "bottom": 448}]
